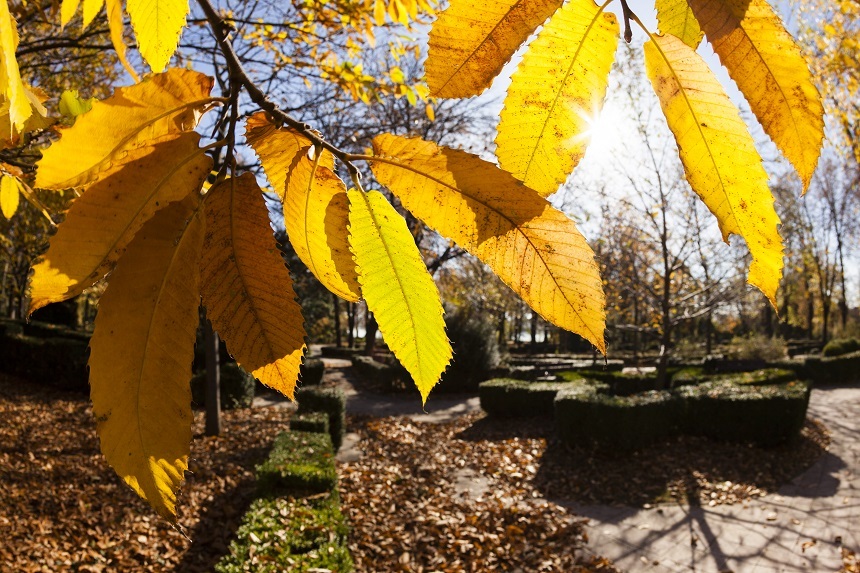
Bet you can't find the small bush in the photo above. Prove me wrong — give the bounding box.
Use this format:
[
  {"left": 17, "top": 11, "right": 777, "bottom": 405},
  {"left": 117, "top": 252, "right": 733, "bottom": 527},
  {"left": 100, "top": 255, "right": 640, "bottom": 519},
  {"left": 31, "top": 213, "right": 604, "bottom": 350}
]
[
  {"left": 351, "top": 355, "right": 408, "bottom": 391},
  {"left": 555, "top": 388, "right": 681, "bottom": 450},
  {"left": 676, "top": 379, "right": 810, "bottom": 445},
  {"left": 215, "top": 493, "right": 353, "bottom": 573},
  {"left": 436, "top": 308, "right": 501, "bottom": 393},
  {"left": 0, "top": 333, "right": 89, "bottom": 391},
  {"left": 256, "top": 431, "right": 337, "bottom": 496},
  {"left": 822, "top": 338, "right": 860, "bottom": 357},
  {"left": 299, "top": 358, "right": 325, "bottom": 386},
  {"left": 290, "top": 412, "right": 329, "bottom": 435},
  {"left": 802, "top": 351, "right": 860, "bottom": 386},
  {"left": 671, "top": 367, "right": 708, "bottom": 387},
  {"left": 576, "top": 370, "right": 660, "bottom": 396},
  {"left": 726, "top": 334, "right": 786, "bottom": 362},
  {"left": 722, "top": 368, "right": 797, "bottom": 386},
  {"left": 479, "top": 379, "right": 592, "bottom": 418},
  {"left": 191, "top": 363, "right": 255, "bottom": 410},
  {"left": 297, "top": 386, "right": 347, "bottom": 450}
]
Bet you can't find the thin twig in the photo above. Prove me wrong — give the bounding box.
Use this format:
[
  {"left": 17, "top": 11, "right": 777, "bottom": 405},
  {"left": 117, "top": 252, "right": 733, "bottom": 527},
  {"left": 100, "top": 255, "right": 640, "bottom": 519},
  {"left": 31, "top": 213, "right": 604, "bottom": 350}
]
[{"left": 619, "top": 0, "right": 634, "bottom": 43}]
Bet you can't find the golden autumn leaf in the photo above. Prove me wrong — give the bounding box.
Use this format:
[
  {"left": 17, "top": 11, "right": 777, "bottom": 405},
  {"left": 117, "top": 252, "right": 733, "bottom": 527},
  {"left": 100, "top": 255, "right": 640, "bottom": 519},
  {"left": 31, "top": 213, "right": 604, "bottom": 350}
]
[
  {"left": 60, "top": 0, "right": 138, "bottom": 79},
  {"left": 127, "top": 0, "right": 189, "bottom": 73},
  {"left": 244, "top": 112, "right": 312, "bottom": 197},
  {"left": 655, "top": 0, "right": 703, "bottom": 48},
  {"left": 347, "top": 189, "right": 451, "bottom": 402},
  {"left": 0, "top": 174, "right": 19, "bottom": 218},
  {"left": 495, "top": 0, "right": 619, "bottom": 196},
  {"left": 688, "top": 0, "right": 824, "bottom": 192},
  {"left": 200, "top": 174, "right": 307, "bottom": 400},
  {"left": 426, "top": 0, "right": 564, "bottom": 98},
  {"left": 0, "top": 2, "right": 32, "bottom": 139},
  {"left": 369, "top": 134, "right": 606, "bottom": 352},
  {"left": 36, "top": 68, "right": 213, "bottom": 190},
  {"left": 644, "top": 34, "right": 783, "bottom": 305},
  {"left": 29, "top": 133, "right": 211, "bottom": 313},
  {"left": 89, "top": 197, "right": 204, "bottom": 521},
  {"left": 284, "top": 152, "right": 361, "bottom": 302}
]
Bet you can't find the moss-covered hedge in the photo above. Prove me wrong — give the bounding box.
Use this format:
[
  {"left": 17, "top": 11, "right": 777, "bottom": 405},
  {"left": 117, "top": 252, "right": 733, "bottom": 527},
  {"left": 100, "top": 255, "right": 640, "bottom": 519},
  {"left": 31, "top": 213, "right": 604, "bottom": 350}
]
[
  {"left": 479, "top": 379, "right": 590, "bottom": 418},
  {"left": 256, "top": 431, "right": 338, "bottom": 497},
  {"left": 297, "top": 386, "right": 346, "bottom": 450},
  {"left": 290, "top": 412, "right": 329, "bottom": 435}
]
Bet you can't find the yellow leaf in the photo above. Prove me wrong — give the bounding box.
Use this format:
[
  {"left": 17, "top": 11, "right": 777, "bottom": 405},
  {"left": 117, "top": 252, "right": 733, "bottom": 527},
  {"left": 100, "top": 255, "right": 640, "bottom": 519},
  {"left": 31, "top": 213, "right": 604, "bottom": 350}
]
[
  {"left": 29, "top": 133, "right": 211, "bottom": 313},
  {"left": 61, "top": 0, "right": 82, "bottom": 27},
  {"left": 688, "top": 0, "right": 824, "bottom": 192},
  {"left": 655, "top": 0, "right": 703, "bottom": 48},
  {"left": 284, "top": 153, "right": 361, "bottom": 302},
  {"left": 347, "top": 189, "right": 452, "bottom": 402},
  {"left": 59, "top": 89, "right": 96, "bottom": 118},
  {"left": 374, "top": 0, "right": 386, "bottom": 25},
  {"left": 425, "top": 103, "right": 435, "bottom": 121},
  {"left": 201, "top": 174, "right": 307, "bottom": 398},
  {"left": 82, "top": 0, "right": 105, "bottom": 28},
  {"left": 127, "top": 0, "right": 189, "bottom": 72},
  {"left": 0, "top": 3, "right": 32, "bottom": 138},
  {"left": 244, "top": 112, "right": 312, "bottom": 196},
  {"left": 495, "top": 0, "right": 618, "bottom": 196},
  {"left": 106, "top": 0, "right": 138, "bottom": 79},
  {"left": 369, "top": 134, "right": 606, "bottom": 352},
  {"left": 0, "top": 174, "right": 19, "bottom": 218},
  {"left": 36, "top": 69, "right": 213, "bottom": 190},
  {"left": 426, "top": 0, "right": 564, "bottom": 98},
  {"left": 89, "top": 197, "right": 204, "bottom": 521},
  {"left": 644, "top": 34, "right": 783, "bottom": 305}
]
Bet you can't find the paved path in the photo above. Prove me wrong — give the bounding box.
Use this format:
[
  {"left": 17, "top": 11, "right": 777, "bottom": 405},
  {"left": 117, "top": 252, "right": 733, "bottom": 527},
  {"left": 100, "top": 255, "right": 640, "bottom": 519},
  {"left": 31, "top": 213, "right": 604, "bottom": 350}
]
[{"left": 570, "top": 387, "right": 859, "bottom": 572}]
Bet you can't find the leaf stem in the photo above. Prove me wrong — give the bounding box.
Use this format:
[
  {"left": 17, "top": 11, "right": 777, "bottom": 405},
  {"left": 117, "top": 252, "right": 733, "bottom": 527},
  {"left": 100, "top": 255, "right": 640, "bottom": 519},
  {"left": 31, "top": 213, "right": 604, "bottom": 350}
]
[{"left": 619, "top": 0, "right": 635, "bottom": 43}]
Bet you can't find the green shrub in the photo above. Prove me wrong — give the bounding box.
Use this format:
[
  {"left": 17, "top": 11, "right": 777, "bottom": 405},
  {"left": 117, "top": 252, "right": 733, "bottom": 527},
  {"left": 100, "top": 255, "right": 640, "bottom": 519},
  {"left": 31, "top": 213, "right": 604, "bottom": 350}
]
[
  {"left": 0, "top": 333, "right": 89, "bottom": 391},
  {"left": 191, "top": 363, "right": 255, "bottom": 410},
  {"left": 351, "top": 355, "right": 407, "bottom": 391},
  {"left": 215, "top": 493, "right": 353, "bottom": 573},
  {"left": 297, "top": 386, "right": 346, "bottom": 450},
  {"left": 256, "top": 431, "right": 337, "bottom": 496},
  {"left": 299, "top": 358, "right": 325, "bottom": 386},
  {"left": 722, "top": 368, "right": 797, "bottom": 386},
  {"left": 555, "top": 388, "right": 681, "bottom": 450},
  {"left": 671, "top": 367, "right": 708, "bottom": 387},
  {"left": 479, "top": 379, "right": 593, "bottom": 418},
  {"left": 290, "top": 412, "right": 329, "bottom": 435},
  {"left": 676, "top": 380, "right": 810, "bottom": 445},
  {"left": 801, "top": 351, "right": 860, "bottom": 386},
  {"left": 436, "top": 309, "right": 501, "bottom": 393},
  {"left": 726, "top": 334, "right": 787, "bottom": 361},
  {"left": 822, "top": 338, "right": 860, "bottom": 357},
  {"left": 576, "top": 370, "right": 660, "bottom": 396}
]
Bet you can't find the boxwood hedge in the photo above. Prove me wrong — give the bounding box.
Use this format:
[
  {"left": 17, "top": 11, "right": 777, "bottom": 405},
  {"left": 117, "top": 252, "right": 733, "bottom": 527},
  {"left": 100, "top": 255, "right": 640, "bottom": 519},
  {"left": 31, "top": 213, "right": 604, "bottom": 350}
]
[{"left": 256, "top": 431, "right": 337, "bottom": 497}]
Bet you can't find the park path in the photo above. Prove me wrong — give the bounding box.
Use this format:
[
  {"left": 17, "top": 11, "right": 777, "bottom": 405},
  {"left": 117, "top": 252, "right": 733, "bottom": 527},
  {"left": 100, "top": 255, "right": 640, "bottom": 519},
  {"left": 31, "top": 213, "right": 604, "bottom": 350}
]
[{"left": 270, "top": 355, "right": 859, "bottom": 572}]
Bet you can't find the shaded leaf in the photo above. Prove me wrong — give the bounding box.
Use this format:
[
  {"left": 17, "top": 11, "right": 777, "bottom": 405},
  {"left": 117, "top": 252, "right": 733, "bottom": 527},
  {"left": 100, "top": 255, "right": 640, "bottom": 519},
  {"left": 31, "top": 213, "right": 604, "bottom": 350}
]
[
  {"left": 348, "top": 189, "right": 451, "bottom": 402},
  {"left": 244, "top": 112, "right": 312, "bottom": 197},
  {"left": 284, "top": 152, "right": 361, "bottom": 302},
  {"left": 89, "top": 197, "right": 204, "bottom": 520},
  {"left": 201, "top": 174, "right": 307, "bottom": 399},
  {"left": 127, "top": 0, "right": 189, "bottom": 73},
  {"left": 656, "top": 0, "right": 703, "bottom": 48},
  {"left": 495, "top": 0, "right": 618, "bottom": 196},
  {"left": 29, "top": 133, "right": 211, "bottom": 313},
  {"left": 689, "top": 0, "right": 824, "bottom": 191},
  {"left": 369, "top": 134, "right": 606, "bottom": 352},
  {"left": 426, "top": 0, "right": 564, "bottom": 98},
  {"left": 644, "top": 34, "right": 783, "bottom": 305},
  {"left": 36, "top": 68, "right": 213, "bottom": 190},
  {"left": 0, "top": 3, "right": 32, "bottom": 139}
]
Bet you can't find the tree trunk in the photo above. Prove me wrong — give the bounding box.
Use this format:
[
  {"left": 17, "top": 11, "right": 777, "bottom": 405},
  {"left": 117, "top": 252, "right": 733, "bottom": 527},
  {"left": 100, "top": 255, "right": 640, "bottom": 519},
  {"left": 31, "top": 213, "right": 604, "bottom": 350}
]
[
  {"left": 347, "top": 303, "right": 355, "bottom": 348},
  {"left": 497, "top": 311, "right": 505, "bottom": 347},
  {"left": 364, "top": 311, "right": 378, "bottom": 356},
  {"left": 332, "top": 293, "right": 342, "bottom": 347},
  {"left": 204, "top": 315, "right": 222, "bottom": 437}
]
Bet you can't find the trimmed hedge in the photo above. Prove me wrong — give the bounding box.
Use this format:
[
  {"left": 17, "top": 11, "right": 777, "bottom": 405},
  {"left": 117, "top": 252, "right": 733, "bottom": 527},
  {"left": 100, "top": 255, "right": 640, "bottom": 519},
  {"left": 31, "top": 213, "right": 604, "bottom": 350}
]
[
  {"left": 555, "top": 388, "right": 681, "bottom": 450},
  {"left": 191, "top": 363, "right": 255, "bottom": 410},
  {"left": 215, "top": 493, "right": 353, "bottom": 573},
  {"left": 299, "top": 358, "right": 325, "bottom": 386},
  {"left": 676, "top": 379, "right": 811, "bottom": 446},
  {"left": 256, "top": 431, "right": 338, "bottom": 496},
  {"left": 320, "top": 346, "right": 363, "bottom": 359},
  {"left": 479, "top": 379, "right": 587, "bottom": 418},
  {"left": 822, "top": 338, "right": 860, "bottom": 357},
  {"left": 297, "top": 386, "right": 346, "bottom": 450},
  {"left": 0, "top": 333, "right": 89, "bottom": 391},
  {"left": 351, "top": 355, "right": 406, "bottom": 390},
  {"left": 802, "top": 351, "right": 860, "bottom": 386},
  {"left": 290, "top": 412, "right": 329, "bottom": 435}
]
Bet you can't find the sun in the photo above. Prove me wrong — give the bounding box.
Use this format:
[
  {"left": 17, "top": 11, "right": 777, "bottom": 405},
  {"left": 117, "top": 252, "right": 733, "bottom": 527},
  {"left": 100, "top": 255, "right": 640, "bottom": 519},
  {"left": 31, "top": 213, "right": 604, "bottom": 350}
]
[{"left": 577, "top": 100, "right": 627, "bottom": 167}]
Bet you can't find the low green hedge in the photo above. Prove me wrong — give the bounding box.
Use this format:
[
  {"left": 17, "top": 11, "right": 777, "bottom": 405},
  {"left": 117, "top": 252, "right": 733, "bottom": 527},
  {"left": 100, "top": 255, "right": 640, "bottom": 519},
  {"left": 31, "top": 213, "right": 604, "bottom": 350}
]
[
  {"left": 351, "top": 355, "right": 406, "bottom": 390},
  {"left": 802, "top": 351, "right": 860, "bottom": 386},
  {"left": 215, "top": 493, "right": 353, "bottom": 573},
  {"left": 0, "top": 333, "right": 89, "bottom": 391},
  {"left": 721, "top": 368, "right": 797, "bottom": 386},
  {"left": 256, "top": 431, "right": 337, "bottom": 496},
  {"left": 676, "top": 379, "right": 810, "bottom": 446},
  {"left": 822, "top": 338, "right": 860, "bottom": 357},
  {"left": 191, "top": 363, "right": 255, "bottom": 410},
  {"left": 555, "top": 388, "right": 681, "bottom": 450},
  {"left": 479, "top": 378, "right": 605, "bottom": 418},
  {"left": 299, "top": 358, "right": 325, "bottom": 386},
  {"left": 297, "top": 387, "right": 346, "bottom": 450},
  {"left": 290, "top": 412, "right": 329, "bottom": 434}
]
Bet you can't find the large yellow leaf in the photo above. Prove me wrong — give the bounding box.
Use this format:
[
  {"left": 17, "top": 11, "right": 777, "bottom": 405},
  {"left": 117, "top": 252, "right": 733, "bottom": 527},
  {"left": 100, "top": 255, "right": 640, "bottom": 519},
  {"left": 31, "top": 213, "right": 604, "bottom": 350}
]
[
  {"left": 284, "top": 154, "right": 361, "bottom": 302},
  {"left": 60, "top": 0, "right": 139, "bottom": 79},
  {"left": 244, "top": 112, "right": 312, "bottom": 197},
  {"left": 0, "top": 3, "right": 32, "bottom": 139},
  {"left": 89, "top": 197, "right": 204, "bottom": 521},
  {"left": 656, "top": 0, "right": 703, "bottom": 48},
  {"left": 200, "top": 174, "right": 307, "bottom": 400},
  {"left": 495, "top": 0, "right": 618, "bottom": 196},
  {"left": 127, "top": 0, "right": 189, "bottom": 73},
  {"left": 369, "top": 134, "right": 606, "bottom": 352},
  {"left": 347, "top": 189, "right": 451, "bottom": 402},
  {"left": 36, "top": 68, "right": 212, "bottom": 190},
  {"left": 644, "top": 34, "right": 782, "bottom": 305},
  {"left": 426, "top": 0, "right": 564, "bottom": 98},
  {"left": 0, "top": 174, "right": 19, "bottom": 218},
  {"left": 29, "top": 133, "right": 211, "bottom": 313},
  {"left": 688, "top": 0, "right": 824, "bottom": 192}
]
